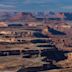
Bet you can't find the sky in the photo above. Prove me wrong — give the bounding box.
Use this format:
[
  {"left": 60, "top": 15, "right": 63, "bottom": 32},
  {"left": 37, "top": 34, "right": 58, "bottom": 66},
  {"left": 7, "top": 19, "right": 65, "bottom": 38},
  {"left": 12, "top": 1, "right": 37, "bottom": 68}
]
[{"left": 0, "top": 0, "right": 72, "bottom": 12}]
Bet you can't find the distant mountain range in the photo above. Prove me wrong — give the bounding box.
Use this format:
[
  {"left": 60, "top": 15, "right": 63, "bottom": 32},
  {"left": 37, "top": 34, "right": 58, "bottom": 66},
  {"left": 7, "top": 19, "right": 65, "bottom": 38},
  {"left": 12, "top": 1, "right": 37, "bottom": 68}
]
[{"left": 0, "top": 12, "right": 72, "bottom": 21}]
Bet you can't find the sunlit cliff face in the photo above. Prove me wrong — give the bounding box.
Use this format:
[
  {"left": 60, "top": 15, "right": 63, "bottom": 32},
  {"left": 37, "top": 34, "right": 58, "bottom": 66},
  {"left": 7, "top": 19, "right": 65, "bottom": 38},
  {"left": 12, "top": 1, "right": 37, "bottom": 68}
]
[
  {"left": 0, "top": 31, "right": 12, "bottom": 35},
  {"left": 0, "top": 38, "right": 16, "bottom": 42},
  {"left": 55, "top": 24, "right": 71, "bottom": 31},
  {"left": 0, "top": 22, "right": 7, "bottom": 27}
]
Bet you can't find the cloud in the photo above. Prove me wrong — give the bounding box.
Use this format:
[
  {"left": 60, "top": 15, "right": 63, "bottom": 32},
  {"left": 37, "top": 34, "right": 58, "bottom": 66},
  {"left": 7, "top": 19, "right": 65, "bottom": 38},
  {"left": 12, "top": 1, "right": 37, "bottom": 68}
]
[
  {"left": 0, "top": 0, "right": 71, "bottom": 12},
  {"left": 61, "top": 6, "right": 72, "bottom": 9},
  {"left": 0, "top": 4, "right": 15, "bottom": 8},
  {"left": 23, "top": 0, "right": 52, "bottom": 4},
  {"left": 0, "top": 8, "right": 17, "bottom": 12},
  {"left": 0, "top": 4, "right": 16, "bottom": 12}
]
